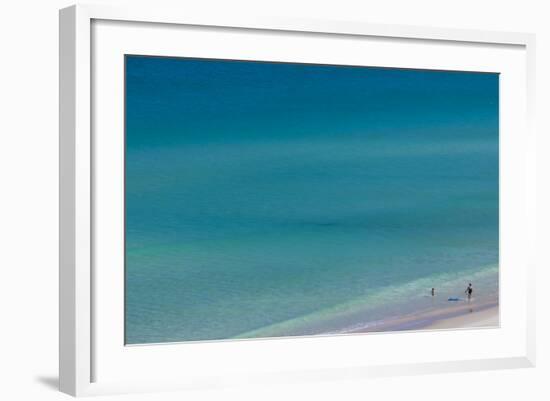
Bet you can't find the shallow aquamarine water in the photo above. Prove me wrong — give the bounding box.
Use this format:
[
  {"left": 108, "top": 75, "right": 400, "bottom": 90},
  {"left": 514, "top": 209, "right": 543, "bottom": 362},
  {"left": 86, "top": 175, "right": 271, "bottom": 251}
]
[{"left": 124, "top": 56, "right": 499, "bottom": 344}]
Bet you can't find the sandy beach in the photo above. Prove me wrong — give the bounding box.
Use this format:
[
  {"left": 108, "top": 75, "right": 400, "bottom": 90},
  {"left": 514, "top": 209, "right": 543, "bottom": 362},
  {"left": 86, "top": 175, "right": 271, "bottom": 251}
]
[
  {"left": 349, "top": 300, "right": 499, "bottom": 334},
  {"left": 422, "top": 305, "right": 499, "bottom": 330}
]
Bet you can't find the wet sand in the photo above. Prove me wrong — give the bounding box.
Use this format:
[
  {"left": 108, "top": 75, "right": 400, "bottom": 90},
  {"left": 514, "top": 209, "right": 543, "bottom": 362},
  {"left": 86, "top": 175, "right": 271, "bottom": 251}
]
[
  {"left": 350, "top": 300, "right": 499, "bottom": 334},
  {"left": 422, "top": 305, "right": 498, "bottom": 330}
]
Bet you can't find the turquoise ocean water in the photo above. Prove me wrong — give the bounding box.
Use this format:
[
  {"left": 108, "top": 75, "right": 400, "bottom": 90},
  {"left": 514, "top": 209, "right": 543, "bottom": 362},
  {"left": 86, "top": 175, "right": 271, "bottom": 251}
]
[{"left": 125, "top": 56, "right": 499, "bottom": 344}]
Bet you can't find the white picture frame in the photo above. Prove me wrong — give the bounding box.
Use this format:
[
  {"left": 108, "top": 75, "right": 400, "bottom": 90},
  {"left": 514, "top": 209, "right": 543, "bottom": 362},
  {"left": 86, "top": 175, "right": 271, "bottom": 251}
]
[{"left": 59, "top": 4, "right": 536, "bottom": 397}]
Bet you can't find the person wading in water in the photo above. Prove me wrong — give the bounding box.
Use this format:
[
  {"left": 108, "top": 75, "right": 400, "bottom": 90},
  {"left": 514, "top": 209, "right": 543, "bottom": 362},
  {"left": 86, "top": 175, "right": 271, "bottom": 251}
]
[{"left": 465, "top": 283, "right": 473, "bottom": 301}]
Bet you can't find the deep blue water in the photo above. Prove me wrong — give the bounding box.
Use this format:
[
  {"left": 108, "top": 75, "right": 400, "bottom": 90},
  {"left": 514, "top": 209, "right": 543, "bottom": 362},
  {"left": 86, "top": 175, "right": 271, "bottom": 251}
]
[{"left": 125, "top": 56, "right": 499, "bottom": 344}]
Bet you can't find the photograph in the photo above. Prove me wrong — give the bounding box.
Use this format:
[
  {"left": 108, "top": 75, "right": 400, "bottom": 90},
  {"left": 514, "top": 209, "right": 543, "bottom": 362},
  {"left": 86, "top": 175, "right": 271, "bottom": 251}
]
[{"left": 124, "top": 55, "right": 499, "bottom": 345}]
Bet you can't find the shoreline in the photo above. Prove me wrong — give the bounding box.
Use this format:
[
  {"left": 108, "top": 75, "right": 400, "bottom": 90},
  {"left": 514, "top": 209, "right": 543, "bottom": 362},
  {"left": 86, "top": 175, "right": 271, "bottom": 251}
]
[
  {"left": 348, "top": 300, "right": 499, "bottom": 334},
  {"left": 422, "top": 305, "right": 499, "bottom": 330}
]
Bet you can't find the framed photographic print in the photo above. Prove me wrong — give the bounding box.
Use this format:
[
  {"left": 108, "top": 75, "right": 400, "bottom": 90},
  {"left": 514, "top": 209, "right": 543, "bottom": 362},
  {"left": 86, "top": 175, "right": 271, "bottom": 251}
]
[{"left": 59, "top": 4, "right": 536, "bottom": 396}]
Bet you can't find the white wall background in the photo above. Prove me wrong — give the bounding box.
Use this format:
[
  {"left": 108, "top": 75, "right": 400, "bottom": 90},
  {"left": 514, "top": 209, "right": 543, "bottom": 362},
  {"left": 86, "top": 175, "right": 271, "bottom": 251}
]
[{"left": 0, "top": 0, "right": 548, "bottom": 400}]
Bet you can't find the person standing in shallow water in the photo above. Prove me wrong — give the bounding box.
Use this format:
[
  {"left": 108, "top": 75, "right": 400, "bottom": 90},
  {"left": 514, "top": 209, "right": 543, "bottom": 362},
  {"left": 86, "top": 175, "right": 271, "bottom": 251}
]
[
  {"left": 431, "top": 288, "right": 435, "bottom": 297},
  {"left": 465, "top": 283, "right": 473, "bottom": 301}
]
